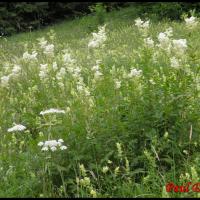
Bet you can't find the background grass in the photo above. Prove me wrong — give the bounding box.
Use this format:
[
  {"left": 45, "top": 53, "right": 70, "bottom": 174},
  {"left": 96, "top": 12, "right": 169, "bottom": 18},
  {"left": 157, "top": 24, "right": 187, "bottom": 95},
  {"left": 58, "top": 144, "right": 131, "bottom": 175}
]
[{"left": 0, "top": 5, "right": 199, "bottom": 197}]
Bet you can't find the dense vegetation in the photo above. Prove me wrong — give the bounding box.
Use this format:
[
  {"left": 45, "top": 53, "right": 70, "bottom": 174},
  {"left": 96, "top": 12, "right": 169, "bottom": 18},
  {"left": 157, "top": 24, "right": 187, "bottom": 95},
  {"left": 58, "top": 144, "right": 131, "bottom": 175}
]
[
  {"left": 0, "top": 4, "right": 199, "bottom": 198},
  {"left": 1, "top": 2, "right": 200, "bottom": 35}
]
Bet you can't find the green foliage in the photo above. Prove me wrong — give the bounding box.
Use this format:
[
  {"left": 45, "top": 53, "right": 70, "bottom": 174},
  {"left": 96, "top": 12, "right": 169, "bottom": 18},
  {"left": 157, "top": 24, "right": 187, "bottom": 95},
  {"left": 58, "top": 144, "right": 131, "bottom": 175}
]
[
  {"left": 129, "top": 2, "right": 200, "bottom": 21},
  {"left": 2, "top": 2, "right": 200, "bottom": 36},
  {"left": 89, "top": 3, "right": 107, "bottom": 25},
  {"left": 0, "top": 5, "right": 199, "bottom": 198}
]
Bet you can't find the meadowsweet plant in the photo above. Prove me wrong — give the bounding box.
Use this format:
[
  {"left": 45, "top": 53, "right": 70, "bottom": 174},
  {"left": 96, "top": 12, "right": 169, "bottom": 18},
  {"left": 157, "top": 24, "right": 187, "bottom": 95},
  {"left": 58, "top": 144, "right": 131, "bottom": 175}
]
[
  {"left": 134, "top": 17, "right": 150, "bottom": 36},
  {"left": 88, "top": 24, "right": 107, "bottom": 48},
  {"left": 185, "top": 16, "right": 198, "bottom": 29},
  {"left": 0, "top": 5, "right": 199, "bottom": 198}
]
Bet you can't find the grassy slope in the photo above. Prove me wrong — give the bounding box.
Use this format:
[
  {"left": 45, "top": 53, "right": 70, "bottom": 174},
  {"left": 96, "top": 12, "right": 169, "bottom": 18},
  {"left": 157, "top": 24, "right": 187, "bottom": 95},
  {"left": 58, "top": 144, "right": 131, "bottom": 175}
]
[{"left": 0, "top": 5, "right": 199, "bottom": 198}]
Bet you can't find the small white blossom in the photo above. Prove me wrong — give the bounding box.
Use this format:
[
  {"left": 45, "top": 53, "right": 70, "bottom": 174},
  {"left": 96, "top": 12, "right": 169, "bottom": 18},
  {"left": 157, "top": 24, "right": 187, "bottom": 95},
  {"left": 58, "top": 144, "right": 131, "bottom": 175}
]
[
  {"left": 60, "top": 145, "right": 67, "bottom": 150},
  {"left": 41, "top": 146, "right": 48, "bottom": 151},
  {"left": 1, "top": 75, "right": 10, "bottom": 87},
  {"left": 94, "top": 70, "right": 103, "bottom": 79},
  {"left": 185, "top": 16, "right": 198, "bottom": 29},
  {"left": 128, "top": 68, "right": 142, "bottom": 78},
  {"left": 102, "top": 166, "right": 109, "bottom": 173},
  {"left": 43, "top": 44, "right": 54, "bottom": 56},
  {"left": 134, "top": 18, "right": 150, "bottom": 36},
  {"left": 23, "top": 51, "right": 37, "bottom": 61},
  {"left": 172, "top": 39, "right": 187, "bottom": 55},
  {"left": 50, "top": 146, "right": 57, "bottom": 152},
  {"left": 11, "top": 64, "right": 21, "bottom": 77},
  {"left": 144, "top": 37, "right": 154, "bottom": 48},
  {"left": 52, "top": 62, "right": 58, "bottom": 71},
  {"left": 170, "top": 57, "right": 180, "bottom": 69},
  {"left": 114, "top": 79, "right": 121, "bottom": 89},
  {"left": 58, "top": 139, "right": 64, "bottom": 143},
  {"left": 38, "top": 142, "right": 44, "bottom": 146}
]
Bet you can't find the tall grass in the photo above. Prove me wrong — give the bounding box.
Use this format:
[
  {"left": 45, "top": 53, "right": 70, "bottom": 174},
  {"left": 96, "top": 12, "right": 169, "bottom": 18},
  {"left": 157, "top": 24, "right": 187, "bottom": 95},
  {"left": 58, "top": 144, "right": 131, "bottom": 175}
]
[{"left": 0, "top": 5, "right": 199, "bottom": 197}]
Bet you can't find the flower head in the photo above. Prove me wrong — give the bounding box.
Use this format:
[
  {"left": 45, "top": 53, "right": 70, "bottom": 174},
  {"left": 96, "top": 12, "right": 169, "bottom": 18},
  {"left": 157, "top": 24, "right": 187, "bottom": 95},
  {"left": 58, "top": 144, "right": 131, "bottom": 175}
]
[
  {"left": 40, "top": 108, "right": 65, "bottom": 115},
  {"left": 7, "top": 124, "right": 26, "bottom": 133}
]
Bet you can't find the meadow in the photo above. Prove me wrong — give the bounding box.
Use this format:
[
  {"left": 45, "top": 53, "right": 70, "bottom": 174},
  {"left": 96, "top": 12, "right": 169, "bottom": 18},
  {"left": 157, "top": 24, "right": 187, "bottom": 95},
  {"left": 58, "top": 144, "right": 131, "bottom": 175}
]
[{"left": 0, "top": 5, "right": 199, "bottom": 197}]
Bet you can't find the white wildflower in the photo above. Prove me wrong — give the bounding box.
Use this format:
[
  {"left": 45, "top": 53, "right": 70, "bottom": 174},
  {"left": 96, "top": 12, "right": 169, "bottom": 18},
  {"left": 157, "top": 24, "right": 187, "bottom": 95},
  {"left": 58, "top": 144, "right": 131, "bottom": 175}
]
[
  {"left": 128, "top": 68, "right": 142, "bottom": 78},
  {"left": 40, "top": 108, "right": 66, "bottom": 115},
  {"left": 149, "top": 79, "right": 156, "bottom": 85},
  {"left": 39, "top": 64, "right": 48, "bottom": 80},
  {"left": 11, "top": 64, "right": 21, "bottom": 77},
  {"left": 114, "top": 79, "right": 121, "bottom": 89},
  {"left": 38, "top": 142, "right": 44, "bottom": 146},
  {"left": 165, "top": 27, "right": 173, "bottom": 37},
  {"left": 39, "top": 139, "right": 67, "bottom": 152},
  {"left": 94, "top": 70, "right": 103, "bottom": 79},
  {"left": 58, "top": 139, "right": 64, "bottom": 143},
  {"left": 172, "top": 39, "right": 187, "bottom": 55},
  {"left": 185, "top": 16, "right": 198, "bottom": 29},
  {"left": 41, "top": 146, "right": 48, "bottom": 151},
  {"left": 102, "top": 166, "right": 109, "bottom": 173},
  {"left": 144, "top": 37, "right": 154, "bottom": 48},
  {"left": 88, "top": 24, "right": 107, "bottom": 48},
  {"left": 50, "top": 146, "right": 57, "bottom": 152},
  {"left": 37, "top": 37, "right": 48, "bottom": 48},
  {"left": 157, "top": 32, "right": 171, "bottom": 51},
  {"left": 7, "top": 124, "right": 26, "bottom": 132},
  {"left": 1, "top": 75, "right": 10, "bottom": 87},
  {"left": 134, "top": 18, "right": 150, "bottom": 36},
  {"left": 63, "top": 51, "right": 75, "bottom": 64},
  {"left": 43, "top": 44, "right": 54, "bottom": 56},
  {"left": 23, "top": 51, "right": 37, "bottom": 61},
  {"left": 170, "top": 57, "right": 180, "bottom": 69},
  {"left": 52, "top": 62, "right": 58, "bottom": 71},
  {"left": 60, "top": 145, "right": 67, "bottom": 150}
]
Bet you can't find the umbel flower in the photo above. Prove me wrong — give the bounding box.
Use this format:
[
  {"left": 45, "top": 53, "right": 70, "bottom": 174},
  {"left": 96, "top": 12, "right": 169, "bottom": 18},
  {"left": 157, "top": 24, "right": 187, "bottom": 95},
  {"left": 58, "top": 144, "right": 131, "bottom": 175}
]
[
  {"left": 40, "top": 108, "right": 66, "bottom": 115},
  {"left": 38, "top": 139, "right": 67, "bottom": 152},
  {"left": 7, "top": 124, "right": 26, "bottom": 132}
]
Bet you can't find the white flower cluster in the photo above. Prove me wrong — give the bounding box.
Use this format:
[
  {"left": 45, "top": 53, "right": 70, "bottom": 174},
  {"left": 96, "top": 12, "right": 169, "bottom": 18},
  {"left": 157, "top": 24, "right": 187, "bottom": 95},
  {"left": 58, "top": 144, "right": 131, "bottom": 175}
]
[
  {"left": 37, "top": 37, "right": 54, "bottom": 56},
  {"left": 114, "top": 79, "right": 121, "bottom": 89},
  {"left": 157, "top": 27, "right": 173, "bottom": 53},
  {"left": 156, "top": 27, "right": 187, "bottom": 57},
  {"left": 39, "top": 64, "right": 49, "bottom": 81},
  {"left": 11, "top": 64, "right": 21, "bottom": 79},
  {"left": 40, "top": 108, "right": 66, "bottom": 115},
  {"left": 185, "top": 16, "right": 198, "bottom": 29},
  {"left": 55, "top": 50, "right": 77, "bottom": 88},
  {"left": 88, "top": 25, "right": 107, "bottom": 48},
  {"left": 23, "top": 51, "right": 38, "bottom": 61},
  {"left": 172, "top": 39, "right": 187, "bottom": 55},
  {"left": 7, "top": 124, "right": 26, "bottom": 133},
  {"left": 38, "top": 139, "right": 67, "bottom": 152},
  {"left": 128, "top": 68, "right": 142, "bottom": 78},
  {"left": 170, "top": 57, "right": 180, "bottom": 69},
  {"left": 92, "top": 60, "right": 103, "bottom": 81},
  {"left": 0, "top": 64, "right": 22, "bottom": 87},
  {"left": 144, "top": 37, "right": 154, "bottom": 48},
  {"left": 1, "top": 75, "right": 10, "bottom": 87},
  {"left": 135, "top": 18, "right": 150, "bottom": 35}
]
